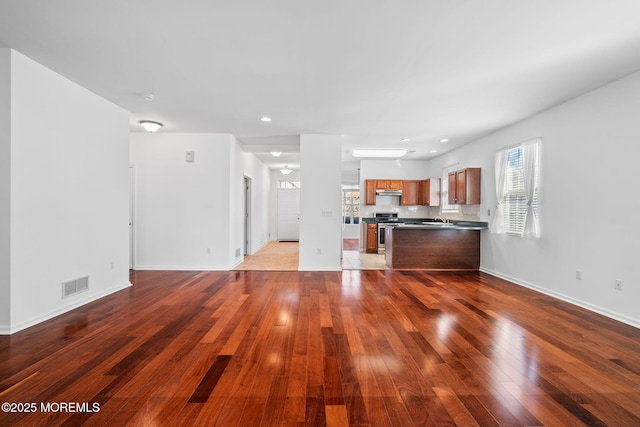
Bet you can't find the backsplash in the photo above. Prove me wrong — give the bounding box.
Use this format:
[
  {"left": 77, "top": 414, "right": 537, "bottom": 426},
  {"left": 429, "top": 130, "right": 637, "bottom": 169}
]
[{"left": 361, "top": 200, "right": 480, "bottom": 220}]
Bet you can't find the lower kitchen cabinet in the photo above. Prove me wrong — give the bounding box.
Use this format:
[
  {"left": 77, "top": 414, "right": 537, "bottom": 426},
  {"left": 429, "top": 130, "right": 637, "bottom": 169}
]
[{"left": 365, "top": 223, "right": 378, "bottom": 253}]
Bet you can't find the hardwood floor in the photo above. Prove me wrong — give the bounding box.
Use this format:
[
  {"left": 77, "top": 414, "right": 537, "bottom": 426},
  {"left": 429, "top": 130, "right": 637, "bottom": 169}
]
[{"left": 1, "top": 270, "right": 640, "bottom": 426}]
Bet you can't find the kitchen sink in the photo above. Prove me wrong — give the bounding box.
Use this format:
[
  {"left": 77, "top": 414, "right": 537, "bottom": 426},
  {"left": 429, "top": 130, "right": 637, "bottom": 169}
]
[{"left": 421, "top": 222, "right": 452, "bottom": 226}]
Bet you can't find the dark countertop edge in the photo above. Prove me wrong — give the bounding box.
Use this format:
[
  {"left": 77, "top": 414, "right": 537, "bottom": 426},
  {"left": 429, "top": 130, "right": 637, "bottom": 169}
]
[
  {"left": 362, "top": 218, "right": 488, "bottom": 230},
  {"left": 392, "top": 225, "right": 488, "bottom": 231}
]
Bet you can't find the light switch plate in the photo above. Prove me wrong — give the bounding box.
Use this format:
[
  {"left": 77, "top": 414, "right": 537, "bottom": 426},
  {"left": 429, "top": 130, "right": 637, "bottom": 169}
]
[{"left": 186, "top": 150, "right": 195, "bottom": 163}]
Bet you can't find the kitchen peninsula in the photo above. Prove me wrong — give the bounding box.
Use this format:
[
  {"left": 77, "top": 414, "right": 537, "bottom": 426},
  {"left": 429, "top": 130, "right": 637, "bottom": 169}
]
[{"left": 384, "top": 221, "right": 488, "bottom": 270}]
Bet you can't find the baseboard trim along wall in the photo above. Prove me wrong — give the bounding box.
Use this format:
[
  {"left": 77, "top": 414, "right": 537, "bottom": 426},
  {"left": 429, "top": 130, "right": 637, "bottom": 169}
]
[
  {"left": 2, "top": 281, "right": 133, "bottom": 335},
  {"left": 480, "top": 267, "right": 640, "bottom": 329},
  {"left": 133, "top": 265, "right": 235, "bottom": 271}
]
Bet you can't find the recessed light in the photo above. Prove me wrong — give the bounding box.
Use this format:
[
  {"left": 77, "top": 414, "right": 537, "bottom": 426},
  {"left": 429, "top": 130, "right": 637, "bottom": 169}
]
[
  {"left": 271, "top": 152, "right": 281, "bottom": 157},
  {"left": 260, "top": 116, "right": 272, "bottom": 122},
  {"left": 439, "top": 138, "right": 449, "bottom": 143},
  {"left": 352, "top": 149, "right": 407, "bottom": 158},
  {"left": 401, "top": 138, "right": 410, "bottom": 142},
  {"left": 431, "top": 150, "right": 438, "bottom": 153}
]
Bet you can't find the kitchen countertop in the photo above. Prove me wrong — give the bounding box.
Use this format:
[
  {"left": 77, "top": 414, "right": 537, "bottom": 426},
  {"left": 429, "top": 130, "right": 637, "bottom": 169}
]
[
  {"left": 393, "top": 221, "right": 488, "bottom": 231},
  {"left": 363, "top": 218, "right": 488, "bottom": 230}
]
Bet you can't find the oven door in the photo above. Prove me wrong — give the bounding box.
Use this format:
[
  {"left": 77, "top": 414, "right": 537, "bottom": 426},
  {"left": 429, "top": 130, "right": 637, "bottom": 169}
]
[{"left": 377, "top": 223, "right": 387, "bottom": 253}]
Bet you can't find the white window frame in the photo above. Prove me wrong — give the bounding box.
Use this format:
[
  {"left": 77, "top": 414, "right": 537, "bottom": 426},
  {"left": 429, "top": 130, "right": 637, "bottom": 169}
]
[
  {"left": 493, "top": 139, "right": 541, "bottom": 238},
  {"left": 278, "top": 180, "right": 301, "bottom": 189},
  {"left": 342, "top": 186, "right": 360, "bottom": 225}
]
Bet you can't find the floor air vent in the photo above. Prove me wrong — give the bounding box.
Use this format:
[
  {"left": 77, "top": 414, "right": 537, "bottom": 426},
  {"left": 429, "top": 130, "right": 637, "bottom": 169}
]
[{"left": 62, "top": 276, "right": 89, "bottom": 298}]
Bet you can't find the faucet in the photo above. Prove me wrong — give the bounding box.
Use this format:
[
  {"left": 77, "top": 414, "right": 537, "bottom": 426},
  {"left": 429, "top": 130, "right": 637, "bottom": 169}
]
[{"left": 434, "top": 216, "right": 449, "bottom": 224}]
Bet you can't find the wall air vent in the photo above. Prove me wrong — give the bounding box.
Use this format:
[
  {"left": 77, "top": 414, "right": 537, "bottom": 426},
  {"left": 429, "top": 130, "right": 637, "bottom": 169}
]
[{"left": 62, "top": 276, "right": 90, "bottom": 299}]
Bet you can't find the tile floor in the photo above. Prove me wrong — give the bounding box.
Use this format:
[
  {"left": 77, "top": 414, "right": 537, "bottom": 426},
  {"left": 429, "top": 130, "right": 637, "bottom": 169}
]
[{"left": 341, "top": 250, "right": 389, "bottom": 270}]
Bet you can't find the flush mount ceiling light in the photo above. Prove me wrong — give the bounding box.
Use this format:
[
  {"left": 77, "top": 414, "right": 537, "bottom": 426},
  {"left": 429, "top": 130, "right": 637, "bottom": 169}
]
[
  {"left": 401, "top": 138, "right": 411, "bottom": 142},
  {"left": 260, "top": 116, "right": 272, "bottom": 122},
  {"left": 352, "top": 149, "right": 407, "bottom": 158},
  {"left": 271, "top": 151, "right": 282, "bottom": 157},
  {"left": 280, "top": 165, "right": 293, "bottom": 175},
  {"left": 139, "top": 120, "right": 163, "bottom": 133},
  {"left": 439, "top": 138, "right": 449, "bottom": 143},
  {"left": 141, "top": 93, "right": 155, "bottom": 101}
]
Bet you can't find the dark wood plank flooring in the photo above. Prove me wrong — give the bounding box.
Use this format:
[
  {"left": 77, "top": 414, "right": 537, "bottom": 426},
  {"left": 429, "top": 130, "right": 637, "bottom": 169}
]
[{"left": 1, "top": 270, "right": 640, "bottom": 426}]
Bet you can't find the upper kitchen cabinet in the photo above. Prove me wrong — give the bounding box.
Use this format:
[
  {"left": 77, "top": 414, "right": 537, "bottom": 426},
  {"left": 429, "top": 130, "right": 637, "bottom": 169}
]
[
  {"left": 375, "top": 180, "right": 402, "bottom": 190},
  {"left": 418, "top": 178, "right": 441, "bottom": 206},
  {"left": 365, "top": 179, "right": 377, "bottom": 205},
  {"left": 400, "top": 180, "right": 419, "bottom": 206},
  {"left": 448, "top": 168, "right": 481, "bottom": 205}
]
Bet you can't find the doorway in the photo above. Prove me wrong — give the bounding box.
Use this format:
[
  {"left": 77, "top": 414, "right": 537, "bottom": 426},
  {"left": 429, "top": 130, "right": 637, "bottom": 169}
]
[{"left": 244, "top": 176, "right": 252, "bottom": 255}]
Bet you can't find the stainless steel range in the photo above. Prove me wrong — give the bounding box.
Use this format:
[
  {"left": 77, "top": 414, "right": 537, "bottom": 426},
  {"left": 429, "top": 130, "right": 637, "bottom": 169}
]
[{"left": 374, "top": 213, "right": 404, "bottom": 254}]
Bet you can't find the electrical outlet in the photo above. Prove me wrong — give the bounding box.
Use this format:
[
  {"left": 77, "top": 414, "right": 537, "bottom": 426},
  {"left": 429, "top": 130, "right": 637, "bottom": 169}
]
[
  {"left": 206, "top": 247, "right": 211, "bottom": 254},
  {"left": 575, "top": 270, "right": 582, "bottom": 280},
  {"left": 110, "top": 261, "right": 115, "bottom": 270},
  {"left": 317, "top": 248, "right": 322, "bottom": 255},
  {"left": 615, "top": 280, "right": 623, "bottom": 291}
]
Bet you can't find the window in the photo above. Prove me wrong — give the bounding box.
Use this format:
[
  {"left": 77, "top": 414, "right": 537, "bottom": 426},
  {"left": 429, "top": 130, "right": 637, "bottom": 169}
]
[
  {"left": 441, "top": 163, "right": 459, "bottom": 213},
  {"left": 278, "top": 180, "right": 300, "bottom": 189},
  {"left": 493, "top": 139, "right": 541, "bottom": 237},
  {"left": 342, "top": 187, "right": 360, "bottom": 224}
]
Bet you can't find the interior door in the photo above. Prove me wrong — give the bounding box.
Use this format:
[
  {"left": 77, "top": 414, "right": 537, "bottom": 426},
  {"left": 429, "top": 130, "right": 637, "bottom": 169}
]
[{"left": 277, "top": 188, "right": 300, "bottom": 241}]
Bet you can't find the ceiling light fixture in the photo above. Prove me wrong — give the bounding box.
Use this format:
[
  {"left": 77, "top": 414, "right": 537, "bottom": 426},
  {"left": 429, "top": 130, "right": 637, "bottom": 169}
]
[
  {"left": 352, "top": 149, "right": 407, "bottom": 158},
  {"left": 139, "top": 120, "right": 163, "bottom": 133},
  {"left": 280, "top": 165, "right": 293, "bottom": 175},
  {"left": 260, "top": 116, "right": 272, "bottom": 122},
  {"left": 141, "top": 93, "right": 155, "bottom": 101},
  {"left": 431, "top": 150, "right": 438, "bottom": 153},
  {"left": 439, "top": 138, "right": 449, "bottom": 143},
  {"left": 401, "top": 138, "right": 410, "bottom": 142},
  {"left": 271, "top": 151, "right": 282, "bottom": 157}
]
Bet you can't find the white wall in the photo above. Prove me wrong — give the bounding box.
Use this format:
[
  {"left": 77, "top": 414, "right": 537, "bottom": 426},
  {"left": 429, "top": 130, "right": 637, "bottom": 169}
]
[
  {"left": 427, "top": 70, "right": 640, "bottom": 327},
  {"left": 242, "top": 152, "right": 271, "bottom": 254},
  {"left": 229, "top": 137, "right": 244, "bottom": 264},
  {"left": 0, "top": 49, "right": 10, "bottom": 330},
  {"left": 130, "top": 133, "right": 240, "bottom": 270},
  {"left": 4, "top": 50, "right": 131, "bottom": 333},
  {"left": 299, "top": 135, "right": 342, "bottom": 270}
]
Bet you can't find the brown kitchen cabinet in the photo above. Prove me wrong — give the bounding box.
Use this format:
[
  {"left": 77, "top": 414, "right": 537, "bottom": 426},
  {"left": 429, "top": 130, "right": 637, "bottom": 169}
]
[
  {"left": 365, "top": 179, "right": 377, "bottom": 205},
  {"left": 418, "top": 178, "right": 441, "bottom": 206},
  {"left": 375, "top": 180, "right": 402, "bottom": 190},
  {"left": 448, "top": 168, "right": 481, "bottom": 205},
  {"left": 401, "top": 180, "right": 419, "bottom": 206},
  {"left": 365, "top": 222, "right": 378, "bottom": 253}
]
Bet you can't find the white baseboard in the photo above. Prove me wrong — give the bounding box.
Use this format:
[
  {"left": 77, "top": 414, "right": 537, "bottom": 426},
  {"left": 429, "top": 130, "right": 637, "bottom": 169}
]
[
  {"left": 133, "top": 265, "right": 232, "bottom": 271},
  {"left": 3, "top": 281, "right": 133, "bottom": 335},
  {"left": 480, "top": 267, "right": 640, "bottom": 329}
]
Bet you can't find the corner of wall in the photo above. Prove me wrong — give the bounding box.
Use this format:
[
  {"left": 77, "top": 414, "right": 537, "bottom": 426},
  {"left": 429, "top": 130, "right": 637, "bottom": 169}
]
[{"left": 0, "top": 48, "right": 11, "bottom": 331}]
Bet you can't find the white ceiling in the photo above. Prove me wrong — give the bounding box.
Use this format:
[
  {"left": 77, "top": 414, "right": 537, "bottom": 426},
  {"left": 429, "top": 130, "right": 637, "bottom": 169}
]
[{"left": 2, "top": 1, "right": 640, "bottom": 172}]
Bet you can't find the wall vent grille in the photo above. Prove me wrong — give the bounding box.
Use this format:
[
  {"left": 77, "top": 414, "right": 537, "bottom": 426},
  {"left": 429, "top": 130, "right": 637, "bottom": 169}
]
[{"left": 62, "top": 276, "right": 90, "bottom": 299}]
